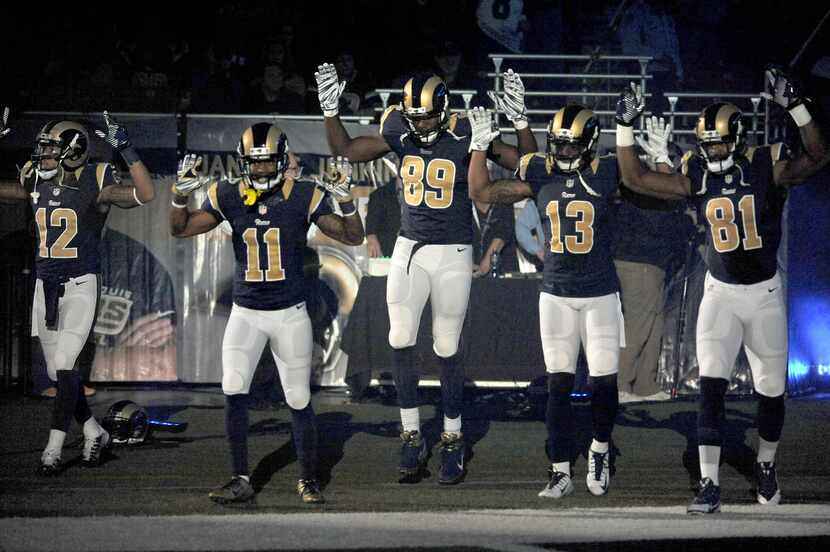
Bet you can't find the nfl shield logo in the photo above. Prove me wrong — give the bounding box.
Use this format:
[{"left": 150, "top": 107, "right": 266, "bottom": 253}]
[
  {"left": 725, "top": 174, "right": 733, "bottom": 184},
  {"left": 52, "top": 187, "right": 60, "bottom": 196},
  {"left": 258, "top": 204, "right": 268, "bottom": 215},
  {"left": 566, "top": 178, "right": 575, "bottom": 188}
]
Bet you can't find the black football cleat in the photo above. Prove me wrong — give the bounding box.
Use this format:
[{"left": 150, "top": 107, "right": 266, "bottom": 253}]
[
  {"left": 756, "top": 462, "right": 781, "bottom": 505},
  {"left": 209, "top": 476, "right": 255, "bottom": 505},
  {"left": 398, "top": 430, "right": 428, "bottom": 484},
  {"left": 687, "top": 477, "right": 721, "bottom": 514},
  {"left": 297, "top": 478, "right": 325, "bottom": 504},
  {"left": 438, "top": 432, "right": 465, "bottom": 485}
]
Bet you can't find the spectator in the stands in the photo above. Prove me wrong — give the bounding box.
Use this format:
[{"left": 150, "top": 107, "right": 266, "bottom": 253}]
[
  {"left": 431, "top": 40, "right": 486, "bottom": 108},
  {"left": 616, "top": 0, "right": 683, "bottom": 115},
  {"left": 184, "top": 42, "right": 244, "bottom": 113},
  {"left": 334, "top": 50, "right": 379, "bottom": 116},
  {"left": 472, "top": 200, "right": 519, "bottom": 277},
  {"left": 242, "top": 64, "right": 306, "bottom": 114}
]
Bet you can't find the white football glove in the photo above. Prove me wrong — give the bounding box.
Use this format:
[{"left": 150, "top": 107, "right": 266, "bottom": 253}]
[
  {"left": 314, "top": 63, "right": 346, "bottom": 117},
  {"left": 635, "top": 116, "right": 673, "bottom": 168},
  {"left": 468, "top": 107, "right": 500, "bottom": 152},
  {"left": 94, "top": 110, "right": 132, "bottom": 150},
  {"left": 318, "top": 156, "right": 353, "bottom": 202},
  {"left": 0, "top": 107, "right": 10, "bottom": 139},
  {"left": 174, "top": 154, "right": 210, "bottom": 196},
  {"left": 487, "top": 69, "right": 528, "bottom": 129},
  {"left": 616, "top": 82, "right": 645, "bottom": 126}
]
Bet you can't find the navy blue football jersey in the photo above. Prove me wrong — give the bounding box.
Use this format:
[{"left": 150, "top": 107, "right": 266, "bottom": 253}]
[
  {"left": 201, "top": 178, "right": 333, "bottom": 311},
  {"left": 519, "top": 153, "right": 620, "bottom": 297},
  {"left": 380, "top": 107, "right": 481, "bottom": 245},
  {"left": 22, "top": 162, "right": 116, "bottom": 279},
  {"left": 684, "top": 144, "right": 788, "bottom": 285}
]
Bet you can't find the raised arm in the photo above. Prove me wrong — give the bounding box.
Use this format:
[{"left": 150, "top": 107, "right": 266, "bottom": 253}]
[
  {"left": 467, "top": 108, "right": 533, "bottom": 204},
  {"left": 615, "top": 85, "right": 690, "bottom": 200},
  {"left": 312, "top": 156, "right": 365, "bottom": 245},
  {"left": 94, "top": 111, "right": 156, "bottom": 208},
  {"left": 169, "top": 154, "right": 221, "bottom": 237},
  {"left": 315, "top": 63, "right": 391, "bottom": 161},
  {"left": 762, "top": 67, "right": 830, "bottom": 187},
  {"left": 0, "top": 107, "right": 27, "bottom": 201},
  {"left": 488, "top": 69, "right": 538, "bottom": 170}
]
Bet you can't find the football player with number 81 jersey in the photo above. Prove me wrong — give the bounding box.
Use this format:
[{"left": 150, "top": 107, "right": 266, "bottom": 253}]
[
  {"left": 615, "top": 68, "right": 830, "bottom": 514},
  {"left": 315, "top": 62, "right": 536, "bottom": 484},
  {"left": 170, "top": 123, "right": 363, "bottom": 505}
]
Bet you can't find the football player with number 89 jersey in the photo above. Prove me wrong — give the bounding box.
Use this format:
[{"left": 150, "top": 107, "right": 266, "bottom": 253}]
[
  {"left": 170, "top": 123, "right": 363, "bottom": 505},
  {"left": 0, "top": 109, "right": 156, "bottom": 476},
  {"left": 468, "top": 105, "right": 623, "bottom": 500},
  {"left": 615, "top": 69, "right": 830, "bottom": 514},
  {"left": 315, "top": 62, "right": 536, "bottom": 484}
]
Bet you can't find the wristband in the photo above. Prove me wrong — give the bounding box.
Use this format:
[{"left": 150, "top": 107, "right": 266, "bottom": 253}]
[
  {"left": 323, "top": 109, "right": 339, "bottom": 118},
  {"left": 513, "top": 119, "right": 529, "bottom": 130},
  {"left": 616, "top": 125, "right": 635, "bottom": 147},
  {"left": 789, "top": 104, "right": 812, "bottom": 127},
  {"left": 120, "top": 146, "right": 140, "bottom": 165},
  {"left": 172, "top": 194, "right": 188, "bottom": 208},
  {"left": 171, "top": 200, "right": 187, "bottom": 209},
  {"left": 340, "top": 201, "right": 357, "bottom": 216}
]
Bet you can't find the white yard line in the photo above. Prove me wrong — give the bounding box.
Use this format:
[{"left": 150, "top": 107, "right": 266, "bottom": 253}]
[{"left": 2, "top": 504, "right": 829, "bottom": 551}]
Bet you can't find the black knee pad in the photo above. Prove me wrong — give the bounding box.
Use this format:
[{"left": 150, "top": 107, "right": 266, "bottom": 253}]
[
  {"left": 757, "top": 393, "right": 785, "bottom": 443},
  {"left": 392, "top": 346, "right": 419, "bottom": 409},
  {"left": 697, "top": 376, "right": 728, "bottom": 447}
]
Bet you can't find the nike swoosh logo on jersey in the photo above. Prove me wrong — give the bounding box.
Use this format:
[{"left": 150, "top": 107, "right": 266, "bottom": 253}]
[
  {"left": 456, "top": 248, "right": 466, "bottom": 252},
  {"left": 768, "top": 287, "right": 778, "bottom": 293}
]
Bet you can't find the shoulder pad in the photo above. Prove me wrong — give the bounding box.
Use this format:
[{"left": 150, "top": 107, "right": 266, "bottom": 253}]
[
  {"left": 680, "top": 150, "right": 695, "bottom": 176},
  {"left": 19, "top": 161, "right": 34, "bottom": 185},
  {"left": 94, "top": 162, "right": 117, "bottom": 191},
  {"left": 519, "top": 153, "right": 546, "bottom": 181},
  {"left": 379, "top": 105, "right": 401, "bottom": 136}
]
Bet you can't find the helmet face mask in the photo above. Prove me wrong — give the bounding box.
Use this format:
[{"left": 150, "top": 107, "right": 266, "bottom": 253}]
[
  {"left": 31, "top": 121, "right": 89, "bottom": 179},
  {"left": 237, "top": 123, "right": 289, "bottom": 193},
  {"left": 547, "top": 105, "right": 599, "bottom": 173},
  {"left": 402, "top": 74, "right": 450, "bottom": 147},
  {"left": 696, "top": 103, "right": 745, "bottom": 173}
]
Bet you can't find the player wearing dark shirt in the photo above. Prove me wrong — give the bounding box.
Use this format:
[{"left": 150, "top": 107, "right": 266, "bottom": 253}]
[
  {"left": 0, "top": 109, "right": 156, "bottom": 475},
  {"left": 468, "top": 105, "right": 624, "bottom": 500},
  {"left": 614, "top": 68, "right": 830, "bottom": 513},
  {"left": 315, "top": 63, "right": 537, "bottom": 485},
  {"left": 170, "top": 123, "right": 363, "bottom": 505}
]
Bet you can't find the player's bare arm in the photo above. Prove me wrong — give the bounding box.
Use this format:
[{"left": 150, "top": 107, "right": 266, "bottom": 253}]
[
  {"left": 487, "top": 69, "right": 538, "bottom": 169},
  {"left": 94, "top": 111, "right": 155, "bottom": 208},
  {"left": 313, "top": 156, "right": 364, "bottom": 245},
  {"left": 467, "top": 107, "right": 533, "bottom": 204},
  {"left": 762, "top": 67, "right": 830, "bottom": 187},
  {"left": 170, "top": 154, "right": 220, "bottom": 237},
  {"left": 316, "top": 62, "right": 392, "bottom": 161},
  {"left": 615, "top": 84, "right": 691, "bottom": 200},
  {"left": 0, "top": 108, "right": 27, "bottom": 201}
]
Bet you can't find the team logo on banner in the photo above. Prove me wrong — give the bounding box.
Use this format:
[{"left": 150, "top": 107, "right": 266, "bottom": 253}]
[{"left": 95, "top": 293, "right": 134, "bottom": 336}]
